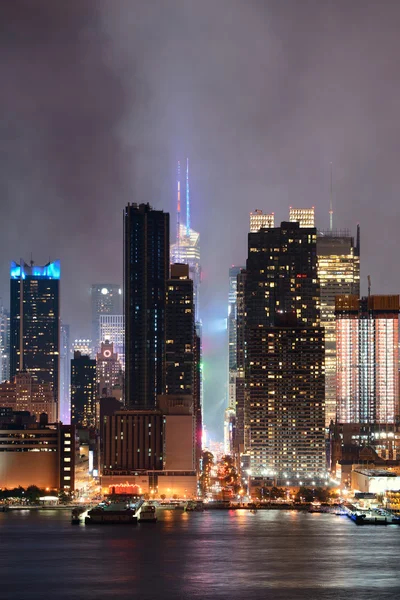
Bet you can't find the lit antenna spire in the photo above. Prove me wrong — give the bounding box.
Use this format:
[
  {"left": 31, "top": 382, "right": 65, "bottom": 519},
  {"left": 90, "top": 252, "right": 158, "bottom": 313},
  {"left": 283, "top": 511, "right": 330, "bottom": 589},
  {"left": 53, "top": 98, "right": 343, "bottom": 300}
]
[
  {"left": 329, "top": 162, "right": 333, "bottom": 232},
  {"left": 186, "top": 157, "right": 190, "bottom": 237},
  {"left": 177, "top": 160, "right": 181, "bottom": 259}
]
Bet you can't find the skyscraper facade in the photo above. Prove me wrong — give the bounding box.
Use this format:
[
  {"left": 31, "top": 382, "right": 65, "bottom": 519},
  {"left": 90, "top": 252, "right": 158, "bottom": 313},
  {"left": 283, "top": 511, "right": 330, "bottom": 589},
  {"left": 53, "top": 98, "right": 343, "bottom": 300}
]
[
  {"left": 170, "top": 224, "right": 201, "bottom": 322},
  {"left": 244, "top": 222, "right": 325, "bottom": 478},
  {"left": 317, "top": 229, "right": 360, "bottom": 426},
  {"left": 289, "top": 207, "right": 315, "bottom": 228},
  {"left": 10, "top": 260, "right": 60, "bottom": 417},
  {"left": 96, "top": 340, "right": 123, "bottom": 398},
  {"left": 60, "top": 323, "right": 71, "bottom": 424},
  {"left": 124, "top": 202, "right": 170, "bottom": 408},
  {"left": 99, "top": 314, "right": 125, "bottom": 370},
  {"left": 0, "top": 304, "right": 9, "bottom": 382},
  {"left": 336, "top": 295, "right": 399, "bottom": 424},
  {"left": 249, "top": 209, "right": 275, "bottom": 232},
  {"left": 91, "top": 284, "right": 122, "bottom": 353},
  {"left": 71, "top": 351, "right": 97, "bottom": 426}
]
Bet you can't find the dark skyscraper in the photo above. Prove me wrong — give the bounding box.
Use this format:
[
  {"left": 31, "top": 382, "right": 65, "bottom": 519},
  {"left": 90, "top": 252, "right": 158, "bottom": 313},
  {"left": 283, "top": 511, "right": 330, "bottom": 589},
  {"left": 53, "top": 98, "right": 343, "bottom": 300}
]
[
  {"left": 10, "top": 260, "right": 60, "bottom": 417},
  {"left": 244, "top": 222, "right": 325, "bottom": 478},
  {"left": 165, "top": 263, "right": 195, "bottom": 396},
  {"left": 71, "top": 351, "right": 96, "bottom": 427},
  {"left": 124, "top": 203, "right": 170, "bottom": 408}
]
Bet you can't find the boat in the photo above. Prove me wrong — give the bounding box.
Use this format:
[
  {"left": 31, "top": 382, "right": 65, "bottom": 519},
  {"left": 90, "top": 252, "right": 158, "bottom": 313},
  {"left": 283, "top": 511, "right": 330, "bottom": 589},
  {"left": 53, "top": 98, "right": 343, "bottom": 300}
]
[
  {"left": 184, "top": 501, "right": 204, "bottom": 512},
  {"left": 138, "top": 504, "right": 157, "bottom": 522},
  {"left": 85, "top": 507, "right": 137, "bottom": 525}
]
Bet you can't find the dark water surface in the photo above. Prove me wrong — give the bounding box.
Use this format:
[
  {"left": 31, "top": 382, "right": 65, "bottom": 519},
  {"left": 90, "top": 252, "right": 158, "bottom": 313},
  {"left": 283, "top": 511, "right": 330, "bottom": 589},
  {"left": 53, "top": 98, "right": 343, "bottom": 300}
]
[{"left": 1, "top": 508, "right": 400, "bottom": 599}]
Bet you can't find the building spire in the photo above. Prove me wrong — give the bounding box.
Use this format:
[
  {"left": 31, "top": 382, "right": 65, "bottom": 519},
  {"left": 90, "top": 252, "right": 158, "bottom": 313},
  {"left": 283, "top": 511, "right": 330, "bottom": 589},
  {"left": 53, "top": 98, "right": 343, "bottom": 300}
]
[
  {"left": 329, "top": 162, "right": 333, "bottom": 232},
  {"left": 186, "top": 157, "right": 190, "bottom": 237},
  {"left": 177, "top": 160, "right": 181, "bottom": 260}
]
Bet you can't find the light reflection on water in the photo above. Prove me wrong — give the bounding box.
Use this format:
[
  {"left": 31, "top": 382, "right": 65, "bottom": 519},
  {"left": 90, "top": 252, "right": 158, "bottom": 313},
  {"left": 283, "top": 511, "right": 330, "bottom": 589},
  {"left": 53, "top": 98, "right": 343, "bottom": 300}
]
[{"left": 1, "top": 509, "right": 400, "bottom": 599}]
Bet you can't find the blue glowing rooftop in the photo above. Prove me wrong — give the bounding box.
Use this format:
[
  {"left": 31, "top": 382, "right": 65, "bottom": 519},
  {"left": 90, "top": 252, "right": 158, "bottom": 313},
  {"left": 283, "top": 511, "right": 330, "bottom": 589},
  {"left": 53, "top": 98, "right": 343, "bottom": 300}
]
[{"left": 10, "top": 260, "right": 61, "bottom": 280}]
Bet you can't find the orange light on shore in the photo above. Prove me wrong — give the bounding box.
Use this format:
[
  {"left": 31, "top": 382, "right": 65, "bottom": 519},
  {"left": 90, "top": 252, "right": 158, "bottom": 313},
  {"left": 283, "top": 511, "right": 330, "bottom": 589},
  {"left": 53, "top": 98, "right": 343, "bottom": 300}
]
[{"left": 108, "top": 483, "right": 142, "bottom": 495}]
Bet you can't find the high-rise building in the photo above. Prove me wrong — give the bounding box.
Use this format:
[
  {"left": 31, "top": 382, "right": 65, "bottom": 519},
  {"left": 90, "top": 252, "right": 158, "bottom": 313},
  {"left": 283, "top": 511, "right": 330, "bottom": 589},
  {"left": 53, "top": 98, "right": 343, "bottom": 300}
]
[
  {"left": 71, "top": 351, "right": 96, "bottom": 427},
  {"left": 96, "top": 340, "right": 123, "bottom": 398},
  {"left": 249, "top": 209, "right": 275, "bottom": 232},
  {"left": 10, "top": 260, "right": 60, "bottom": 417},
  {"left": 99, "top": 314, "right": 125, "bottom": 370},
  {"left": 60, "top": 323, "right": 71, "bottom": 424},
  {"left": 317, "top": 228, "right": 360, "bottom": 425},
  {"left": 165, "top": 264, "right": 195, "bottom": 396},
  {"left": 165, "top": 263, "right": 202, "bottom": 471},
  {"left": 336, "top": 295, "right": 399, "bottom": 424},
  {"left": 225, "top": 266, "right": 244, "bottom": 456},
  {"left": 124, "top": 202, "right": 169, "bottom": 409},
  {"left": 170, "top": 159, "right": 201, "bottom": 321},
  {"left": 244, "top": 222, "right": 325, "bottom": 478},
  {"left": 289, "top": 207, "right": 315, "bottom": 228},
  {"left": 0, "top": 304, "right": 9, "bottom": 382},
  {"left": 91, "top": 284, "right": 122, "bottom": 354},
  {"left": 0, "top": 372, "right": 56, "bottom": 422},
  {"left": 73, "top": 339, "right": 92, "bottom": 357},
  {"left": 235, "top": 269, "right": 247, "bottom": 455}
]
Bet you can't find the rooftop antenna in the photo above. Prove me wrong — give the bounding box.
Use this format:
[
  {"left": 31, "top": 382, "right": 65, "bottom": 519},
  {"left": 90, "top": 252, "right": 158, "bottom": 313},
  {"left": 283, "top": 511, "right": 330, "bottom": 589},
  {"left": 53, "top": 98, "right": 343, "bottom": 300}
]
[
  {"left": 186, "top": 157, "right": 190, "bottom": 237},
  {"left": 329, "top": 162, "right": 333, "bottom": 232},
  {"left": 368, "top": 274, "right": 371, "bottom": 297},
  {"left": 176, "top": 161, "right": 181, "bottom": 261}
]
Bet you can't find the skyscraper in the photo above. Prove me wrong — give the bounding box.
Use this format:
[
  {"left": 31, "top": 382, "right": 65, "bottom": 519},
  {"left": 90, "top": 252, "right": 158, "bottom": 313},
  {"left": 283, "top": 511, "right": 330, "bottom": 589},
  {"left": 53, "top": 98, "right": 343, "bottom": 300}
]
[
  {"left": 289, "top": 207, "right": 315, "bottom": 228},
  {"left": 60, "top": 323, "right": 71, "bottom": 424},
  {"left": 170, "top": 159, "right": 201, "bottom": 321},
  {"left": 0, "top": 303, "right": 9, "bottom": 383},
  {"left": 249, "top": 209, "right": 275, "bottom": 232},
  {"left": 124, "top": 202, "right": 170, "bottom": 408},
  {"left": 91, "top": 284, "right": 122, "bottom": 353},
  {"left": 317, "top": 228, "right": 360, "bottom": 425},
  {"left": 96, "top": 340, "right": 123, "bottom": 398},
  {"left": 71, "top": 351, "right": 96, "bottom": 426},
  {"left": 10, "top": 260, "right": 60, "bottom": 417},
  {"left": 336, "top": 295, "right": 399, "bottom": 424},
  {"left": 99, "top": 314, "right": 125, "bottom": 370},
  {"left": 244, "top": 222, "right": 325, "bottom": 478}
]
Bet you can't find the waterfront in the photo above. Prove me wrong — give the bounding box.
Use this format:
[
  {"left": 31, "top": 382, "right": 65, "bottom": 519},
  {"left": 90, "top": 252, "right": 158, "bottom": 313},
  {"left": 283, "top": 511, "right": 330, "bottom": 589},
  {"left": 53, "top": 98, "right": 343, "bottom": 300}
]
[{"left": 1, "top": 510, "right": 400, "bottom": 599}]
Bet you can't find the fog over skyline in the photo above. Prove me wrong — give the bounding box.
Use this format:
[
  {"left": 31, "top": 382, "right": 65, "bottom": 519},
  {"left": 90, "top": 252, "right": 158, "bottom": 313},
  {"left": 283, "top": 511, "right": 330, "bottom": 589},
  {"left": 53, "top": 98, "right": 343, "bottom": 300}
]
[{"left": 1, "top": 1, "right": 400, "bottom": 438}]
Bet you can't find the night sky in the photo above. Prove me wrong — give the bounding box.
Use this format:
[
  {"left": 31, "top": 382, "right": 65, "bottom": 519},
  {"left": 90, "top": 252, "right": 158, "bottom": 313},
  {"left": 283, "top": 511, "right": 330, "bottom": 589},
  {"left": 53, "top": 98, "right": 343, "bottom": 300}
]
[{"left": 1, "top": 1, "right": 400, "bottom": 439}]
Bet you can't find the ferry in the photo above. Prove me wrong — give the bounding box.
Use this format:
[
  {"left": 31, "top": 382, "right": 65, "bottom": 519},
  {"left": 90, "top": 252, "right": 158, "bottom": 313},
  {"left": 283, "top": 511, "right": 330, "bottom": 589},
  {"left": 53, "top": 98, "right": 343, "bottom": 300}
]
[
  {"left": 85, "top": 506, "right": 137, "bottom": 525},
  {"left": 138, "top": 503, "right": 157, "bottom": 522}
]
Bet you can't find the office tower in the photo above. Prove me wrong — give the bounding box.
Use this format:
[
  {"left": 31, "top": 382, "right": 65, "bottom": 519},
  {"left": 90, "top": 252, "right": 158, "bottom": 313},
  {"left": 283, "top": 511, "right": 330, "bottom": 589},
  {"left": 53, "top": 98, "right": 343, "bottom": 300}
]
[
  {"left": 99, "top": 314, "right": 125, "bottom": 370},
  {"left": 289, "top": 207, "right": 315, "bottom": 228},
  {"left": 73, "top": 339, "right": 92, "bottom": 356},
  {"left": 60, "top": 323, "right": 71, "bottom": 424},
  {"left": 336, "top": 295, "right": 399, "bottom": 424},
  {"left": 70, "top": 351, "right": 96, "bottom": 426},
  {"left": 170, "top": 159, "right": 201, "bottom": 321},
  {"left": 0, "top": 372, "right": 56, "bottom": 422},
  {"left": 235, "top": 269, "right": 247, "bottom": 454},
  {"left": 225, "top": 266, "right": 244, "bottom": 455},
  {"left": 165, "top": 263, "right": 202, "bottom": 470},
  {"left": 317, "top": 228, "right": 360, "bottom": 426},
  {"left": 165, "top": 264, "right": 195, "bottom": 395},
  {"left": 96, "top": 340, "right": 123, "bottom": 398},
  {"left": 124, "top": 202, "right": 169, "bottom": 408},
  {"left": 91, "top": 284, "right": 122, "bottom": 353},
  {"left": 10, "top": 260, "right": 60, "bottom": 417},
  {"left": 249, "top": 209, "right": 275, "bottom": 232},
  {"left": 244, "top": 222, "right": 325, "bottom": 478},
  {"left": 0, "top": 304, "right": 9, "bottom": 382}
]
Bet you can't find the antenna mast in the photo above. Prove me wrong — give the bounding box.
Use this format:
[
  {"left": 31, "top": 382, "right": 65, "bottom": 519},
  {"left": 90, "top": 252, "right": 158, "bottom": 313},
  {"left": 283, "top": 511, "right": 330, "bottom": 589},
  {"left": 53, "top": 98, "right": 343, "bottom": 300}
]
[
  {"left": 176, "top": 161, "right": 181, "bottom": 261},
  {"left": 329, "top": 162, "right": 333, "bottom": 232},
  {"left": 186, "top": 157, "right": 190, "bottom": 237}
]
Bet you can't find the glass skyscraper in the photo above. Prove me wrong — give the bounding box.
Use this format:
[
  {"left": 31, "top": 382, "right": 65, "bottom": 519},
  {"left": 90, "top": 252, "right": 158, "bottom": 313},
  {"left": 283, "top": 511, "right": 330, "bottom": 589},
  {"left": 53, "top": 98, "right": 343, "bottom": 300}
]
[
  {"left": 10, "top": 260, "right": 60, "bottom": 418},
  {"left": 90, "top": 284, "right": 122, "bottom": 354}
]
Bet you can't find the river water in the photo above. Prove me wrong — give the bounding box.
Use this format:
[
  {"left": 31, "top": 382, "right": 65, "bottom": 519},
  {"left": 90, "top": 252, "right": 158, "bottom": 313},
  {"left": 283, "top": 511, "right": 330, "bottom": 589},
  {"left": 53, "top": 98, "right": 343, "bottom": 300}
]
[{"left": 1, "top": 508, "right": 400, "bottom": 599}]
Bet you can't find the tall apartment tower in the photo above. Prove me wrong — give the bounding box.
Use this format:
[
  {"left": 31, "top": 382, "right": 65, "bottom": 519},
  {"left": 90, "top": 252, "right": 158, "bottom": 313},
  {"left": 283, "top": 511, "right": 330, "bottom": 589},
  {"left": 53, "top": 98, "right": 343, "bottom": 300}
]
[
  {"left": 10, "top": 260, "right": 60, "bottom": 417},
  {"left": 71, "top": 351, "right": 97, "bottom": 426},
  {"left": 289, "top": 207, "right": 315, "bottom": 228},
  {"left": 249, "top": 209, "right": 275, "bottom": 232},
  {"left": 124, "top": 203, "right": 170, "bottom": 408},
  {"left": 317, "top": 228, "right": 360, "bottom": 426},
  {"left": 91, "top": 284, "right": 122, "bottom": 354},
  {"left": 244, "top": 222, "right": 325, "bottom": 478},
  {"left": 336, "top": 295, "right": 399, "bottom": 424}
]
